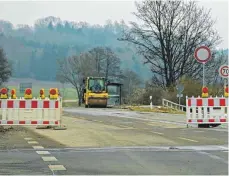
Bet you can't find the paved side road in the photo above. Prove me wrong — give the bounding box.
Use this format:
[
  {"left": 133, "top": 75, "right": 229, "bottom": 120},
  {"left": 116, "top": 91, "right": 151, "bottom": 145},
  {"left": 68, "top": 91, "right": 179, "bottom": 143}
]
[
  {"left": 0, "top": 146, "right": 228, "bottom": 175},
  {"left": 64, "top": 107, "right": 228, "bottom": 130}
]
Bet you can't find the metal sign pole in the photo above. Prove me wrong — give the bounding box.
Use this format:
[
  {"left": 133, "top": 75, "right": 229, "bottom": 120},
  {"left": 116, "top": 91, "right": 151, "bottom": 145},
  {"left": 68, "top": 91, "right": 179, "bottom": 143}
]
[
  {"left": 224, "top": 78, "right": 227, "bottom": 87},
  {"left": 203, "top": 63, "right": 205, "bottom": 87},
  {"left": 150, "top": 96, "right": 152, "bottom": 109}
]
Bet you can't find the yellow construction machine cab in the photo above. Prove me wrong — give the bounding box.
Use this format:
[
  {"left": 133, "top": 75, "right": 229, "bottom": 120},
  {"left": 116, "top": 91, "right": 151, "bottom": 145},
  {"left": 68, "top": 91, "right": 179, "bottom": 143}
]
[{"left": 82, "top": 77, "right": 108, "bottom": 108}]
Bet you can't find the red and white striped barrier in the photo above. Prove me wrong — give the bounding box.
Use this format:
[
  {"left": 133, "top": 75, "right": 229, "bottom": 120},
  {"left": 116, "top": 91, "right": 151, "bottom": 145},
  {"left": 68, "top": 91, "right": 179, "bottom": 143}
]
[
  {"left": 0, "top": 98, "right": 62, "bottom": 126},
  {"left": 186, "top": 96, "right": 228, "bottom": 125}
]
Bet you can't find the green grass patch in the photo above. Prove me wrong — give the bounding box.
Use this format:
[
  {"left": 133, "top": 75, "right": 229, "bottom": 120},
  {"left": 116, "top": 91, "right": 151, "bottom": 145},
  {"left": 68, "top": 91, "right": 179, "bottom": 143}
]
[
  {"left": 62, "top": 102, "right": 79, "bottom": 107},
  {"left": 7, "top": 86, "right": 77, "bottom": 100}
]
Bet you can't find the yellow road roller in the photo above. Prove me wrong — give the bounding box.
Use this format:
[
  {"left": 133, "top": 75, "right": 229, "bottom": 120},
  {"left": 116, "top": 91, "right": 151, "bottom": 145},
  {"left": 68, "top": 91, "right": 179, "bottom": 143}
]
[{"left": 82, "top": 77, "right": 108, "bottom": 108}]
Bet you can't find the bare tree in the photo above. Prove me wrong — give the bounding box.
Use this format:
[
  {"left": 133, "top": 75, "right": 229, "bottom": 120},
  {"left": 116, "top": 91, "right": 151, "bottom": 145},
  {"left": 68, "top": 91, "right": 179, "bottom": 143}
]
[
  {"left": 57, "top": 47, "right": 122, "bottom": 105},
  {"left": 118, "top": 0, "right": 221, "bottom": 89},
  {"left": 205, "top": 50, "right": 228, "bottom": 85},
  {"left": 57, "top": 53, "right": 95, "bottom": 106},
  {"left": 88, "top": 47, "right": 122, "bottom": 80},
  {"left": 121, "top": 69, "right": 142, "bottom": 102},
  {"left": 0, "top": 47, "right": 12, "bottom": 86}
]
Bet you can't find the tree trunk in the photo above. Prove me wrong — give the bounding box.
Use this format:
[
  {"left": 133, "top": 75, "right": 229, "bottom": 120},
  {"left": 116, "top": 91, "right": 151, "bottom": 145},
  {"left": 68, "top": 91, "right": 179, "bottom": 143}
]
[{"left": 76, "top": 87, "right": 81, "bottom": 106}]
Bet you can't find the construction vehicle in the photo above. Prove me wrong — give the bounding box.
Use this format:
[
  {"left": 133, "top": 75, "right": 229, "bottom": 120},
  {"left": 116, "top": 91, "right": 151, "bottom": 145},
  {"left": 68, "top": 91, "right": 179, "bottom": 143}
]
[{"left": 82, "top": 77, "right": 108, "bottom": 108}]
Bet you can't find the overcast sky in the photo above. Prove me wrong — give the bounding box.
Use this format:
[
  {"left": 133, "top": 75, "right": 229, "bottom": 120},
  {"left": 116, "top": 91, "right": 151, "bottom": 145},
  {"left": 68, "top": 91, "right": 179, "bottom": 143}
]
[{"left": 0, "top": 0, "right": 228, "bottom": 49}]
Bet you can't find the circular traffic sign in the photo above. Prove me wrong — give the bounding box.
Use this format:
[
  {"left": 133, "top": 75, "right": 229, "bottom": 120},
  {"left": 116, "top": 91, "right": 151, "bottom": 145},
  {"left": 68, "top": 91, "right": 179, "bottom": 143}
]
[
  {"left": 219, "top": 65, "right": 229, "bottom": 78},
  {"left": 194, "top": 46, "right": 211, "bottom": 63}
]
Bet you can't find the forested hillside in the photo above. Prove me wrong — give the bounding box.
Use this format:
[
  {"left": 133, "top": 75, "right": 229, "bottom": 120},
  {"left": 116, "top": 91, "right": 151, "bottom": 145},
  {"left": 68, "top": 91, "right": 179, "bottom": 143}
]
[{"left": 0, "top": 16, "right": 151, "bottom": 81}]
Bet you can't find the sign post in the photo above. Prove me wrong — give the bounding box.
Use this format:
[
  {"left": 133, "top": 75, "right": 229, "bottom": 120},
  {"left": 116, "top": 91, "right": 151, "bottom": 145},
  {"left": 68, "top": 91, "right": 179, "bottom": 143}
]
[
  {"left": 149, "top": 96, "right": 152, "bottom": 109},
  {"left": 19, "top": 83, "right": 32, "bottom": 94},
  {"left": 176, "top": 84, "right": 184, "bottom": 106},
  {"left": 194, "top": 46, "right": 211, "bottom": 87}
]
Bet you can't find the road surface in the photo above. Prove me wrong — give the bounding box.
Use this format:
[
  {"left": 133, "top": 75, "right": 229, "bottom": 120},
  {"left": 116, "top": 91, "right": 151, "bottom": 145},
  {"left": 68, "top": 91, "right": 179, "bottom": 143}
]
[{"left": 0, "top": 107, "right": 228, "bottom": 175}]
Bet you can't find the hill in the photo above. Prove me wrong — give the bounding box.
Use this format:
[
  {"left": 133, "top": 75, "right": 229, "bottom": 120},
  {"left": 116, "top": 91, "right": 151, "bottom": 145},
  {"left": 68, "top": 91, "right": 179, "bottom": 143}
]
[{"left": 0, "top": 17, "right": 152, "bottom": 82}]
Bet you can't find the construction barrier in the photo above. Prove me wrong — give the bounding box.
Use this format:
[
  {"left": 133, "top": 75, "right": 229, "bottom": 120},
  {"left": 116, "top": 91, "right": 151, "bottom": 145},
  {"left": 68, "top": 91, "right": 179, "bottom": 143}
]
[
  {"left": 0, "top": 97, "right": 62, "bottom": 126},
  {"left": 0, "top": 87, "right": 63, "bottom": 127},
  {"left": 186, "top": 96, "right": 228, "bottom": 126}
]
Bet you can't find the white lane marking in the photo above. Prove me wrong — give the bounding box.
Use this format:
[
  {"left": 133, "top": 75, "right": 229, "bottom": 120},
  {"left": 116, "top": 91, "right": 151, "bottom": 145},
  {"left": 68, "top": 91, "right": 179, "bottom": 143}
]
[
  {"left": 222, "top": 151, "right": 228, "bottom": 152},
  {"left": 42, "top": 156, "right": 58, "bottom": 161},
  {"left": 28, "top": 141, "right": 38, "bottom": 144},
  {"left": 33, "top": 146, "right": 44, "bottom": 149},
  {"left": 152, "top": 131, "right": 164, "bottom": 135},
  {"left": 198, "top": 151, "right": 228, "bottom": 164},
  {"left": 49, "top": 165, "right": 66, "bottom": 171},
  {"left": 36, "top": 151, "right": 50, "bottom": 155},
  {"left": 219, "top": 146, "right": 228, "bottom": 150},
  {"left": 178, "top": 137, "right": 198, "bottom": 143},
  {"left": 24, "top": 138, "right": 33, "bottom": 140}
]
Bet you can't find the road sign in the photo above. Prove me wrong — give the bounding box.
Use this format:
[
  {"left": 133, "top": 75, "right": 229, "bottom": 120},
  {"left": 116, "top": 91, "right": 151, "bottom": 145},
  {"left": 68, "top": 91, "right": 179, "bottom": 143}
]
[
  {"left": 176, "top": 84, "right": 184, "bottom": 93},
  {"left": 194, "top": 46, "right": 211, "bottom": 63},
  {"left": 19, "top": 83, "right": 32, "bottom": 93},
  {"left": 177, "top": 94, "right": 183, "bottom": 98},
  {"left": 219, "top": 65, "right": 229, "bottom": 78}
]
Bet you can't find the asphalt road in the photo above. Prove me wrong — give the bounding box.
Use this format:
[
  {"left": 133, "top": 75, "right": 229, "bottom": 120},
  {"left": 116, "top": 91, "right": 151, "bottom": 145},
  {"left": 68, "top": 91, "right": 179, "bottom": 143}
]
[
  {"left": 64, "top": 107, "right": 228, "bottom": 146},
  {"left": 0, "top": 107, "right": 228, "bottom": 175},
  {"left": 0, "top": 146, "right": 228, "bottom": 175}
]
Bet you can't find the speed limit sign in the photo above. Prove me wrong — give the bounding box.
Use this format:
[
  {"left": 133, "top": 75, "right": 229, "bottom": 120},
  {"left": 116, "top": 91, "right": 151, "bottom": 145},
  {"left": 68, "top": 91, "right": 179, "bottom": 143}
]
[{"left": 219, "top": 65, "right": 229, "bottom": 78}]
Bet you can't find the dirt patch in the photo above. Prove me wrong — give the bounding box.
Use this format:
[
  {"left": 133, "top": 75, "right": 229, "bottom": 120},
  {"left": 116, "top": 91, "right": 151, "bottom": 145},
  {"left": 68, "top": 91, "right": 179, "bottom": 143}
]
[
  {"left": 0, "top": 126, "right": 66, "bottom": 150},
  {"left": 25, "top": 115, "right": 178, "bottom": 148}
]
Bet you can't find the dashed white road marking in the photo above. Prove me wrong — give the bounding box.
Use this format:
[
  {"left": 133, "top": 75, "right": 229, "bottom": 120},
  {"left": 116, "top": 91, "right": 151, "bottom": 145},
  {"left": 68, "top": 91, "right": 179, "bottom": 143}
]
[
  {"left": 42, "top": 156, "right": 58, "bottom": 161},
  {"left": 49, "top": 165, "right": 66, "bottom": 171},
  {"left": 28, "top": 141, "right": 38, "bottom": 144},
  {"left": 219, "top": 146, "right": 228, "bottom": 150},
  {"left": 33, "top": 146, "right": 44, "bottom": 149},
  {"left": 152, "top": 131, "right": 164, "bottom": 135},
  {"left": 198, "top": 151, "right": 228, "bottom": 164},
  {"left": 36, "top": 151, "right": 50, "bottom": 155},
  {"left": 178, "top": 137, "right": 198, "bottom": 143},
  {"left": 25, "top": 137, "right": 66, "bottom": 171},
  {"left": 193, "top": 130, "right": 204, "bottom": 133}
]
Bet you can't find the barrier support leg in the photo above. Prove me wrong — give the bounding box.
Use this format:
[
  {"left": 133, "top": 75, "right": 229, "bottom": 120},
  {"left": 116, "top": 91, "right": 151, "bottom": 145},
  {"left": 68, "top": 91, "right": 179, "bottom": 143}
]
[
  {"left": 53, "top": 119, "right": 67, "bottom": 130},
  {"left": 53, "top": 107, "right": 67, "bottom": 130}
]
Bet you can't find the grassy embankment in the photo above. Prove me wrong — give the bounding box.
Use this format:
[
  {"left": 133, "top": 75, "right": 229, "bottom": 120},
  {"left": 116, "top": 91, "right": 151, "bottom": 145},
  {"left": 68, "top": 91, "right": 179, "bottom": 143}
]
[{"left": 5, "top": 78, "right": 78, "bottom": 100}]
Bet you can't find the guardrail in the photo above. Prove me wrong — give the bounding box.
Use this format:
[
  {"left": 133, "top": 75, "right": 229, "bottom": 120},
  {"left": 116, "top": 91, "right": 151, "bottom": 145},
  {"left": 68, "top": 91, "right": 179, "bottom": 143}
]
[{"left": 162, "top": 99, "right": 186, "bottom": 112}]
